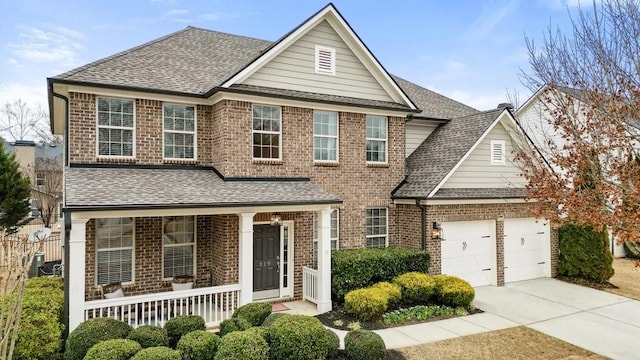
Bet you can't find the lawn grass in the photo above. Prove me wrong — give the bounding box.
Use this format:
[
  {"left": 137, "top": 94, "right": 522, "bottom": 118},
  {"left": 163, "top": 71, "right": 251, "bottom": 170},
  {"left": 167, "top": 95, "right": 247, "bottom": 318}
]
[{"left": 605, "top": 258, "right": 640, "bottom": 300}]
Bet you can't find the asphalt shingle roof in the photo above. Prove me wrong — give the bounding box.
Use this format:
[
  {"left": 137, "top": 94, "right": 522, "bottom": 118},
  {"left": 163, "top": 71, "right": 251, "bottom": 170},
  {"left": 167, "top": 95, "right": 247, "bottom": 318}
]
[
  {"left": 431, "top": 188, "right": 528, "bottom": 199},
  {"left": 391, "top": 76, "right": 478, "bottom": 119},
  {"left": 65, "top": 167, "right": 341, "bottom": 209}
]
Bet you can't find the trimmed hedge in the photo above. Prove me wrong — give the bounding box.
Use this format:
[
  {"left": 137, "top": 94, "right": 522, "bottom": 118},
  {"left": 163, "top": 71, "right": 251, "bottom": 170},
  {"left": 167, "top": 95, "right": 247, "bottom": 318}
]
[
  {"left": 326, "top": 329, "right": 340, "bottom": 359},
  {"left": 84, "top": 339, "right": 142, "bottom": 360},
  {"left": 64, "top": 318, "right": 132, "bottom": 360},
  {"left": 127, "top": 325, "right": 170, "bottom": 348},
  {"left": 393, "top": 272, "right": 436, "bottom": 305},
  {"left": 218, "top": 317, "right": 251, "bottom": 337},
  {"left": 261, "top": 312, "right": 288, "bottom": 327},
  {"left": 242, "top": 326, "right": 269, "bottom": 343},
  {"left": 176, "top": 330, "right": 219, "bottom": 360},
  {"left": 25, "top": 276, "right": 65, "bottom": 291},
  {"left": 344, "top": 329, "right": 386, "bottom": 360},
  {"left": 434, "top": 275, "right": 475, "bottom": 308},
  {"left": 372, "top": 281, "right": 402, "bottom": 308},
  {"left": 344, "top": 288, "right": 389, "bottom": 320},
  {"left": 214, "top": 330, "right": 268, "bottom": 360},
  {"left": 558, "top": 224, "right": 614, "bottom": 283},
  {"left": 130, "top": 347, "right": 181, "bottom": 360},
  {"left": 164, "top": 315, "right": 206, "bottom": 348},
  {"left": 269, "top": 314, "right": 330, "bottom": 360},
  {"left": 231, "top": 302, "right": 272, "bottom": 326},
  {"left": 332, "top": 247, "right": 429, "bottom": 302}
]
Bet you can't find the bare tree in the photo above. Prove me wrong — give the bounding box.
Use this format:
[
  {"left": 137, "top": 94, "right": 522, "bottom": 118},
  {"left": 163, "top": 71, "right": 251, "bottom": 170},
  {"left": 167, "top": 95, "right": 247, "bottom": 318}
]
[
  {"left": 27, "top": 157, "right": 63, "bottom": 228},
  {"left": 505, "top": 88, "right": 522, "bottom": 110},
  {"left": 0, "top": 99, "right": 60, "bottom": 144}
]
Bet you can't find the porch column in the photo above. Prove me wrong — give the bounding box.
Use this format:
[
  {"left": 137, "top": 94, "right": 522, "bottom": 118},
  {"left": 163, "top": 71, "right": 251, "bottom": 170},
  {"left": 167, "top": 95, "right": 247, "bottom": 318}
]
[
  {"left": 317, "top": 208, "right": 332, "bottom": 312},
  {"left": 238, "top": 212, "right": 255, "bottom": 306},
  {"left": 68, "top": 217, "right": 88, "bottom": 332}
]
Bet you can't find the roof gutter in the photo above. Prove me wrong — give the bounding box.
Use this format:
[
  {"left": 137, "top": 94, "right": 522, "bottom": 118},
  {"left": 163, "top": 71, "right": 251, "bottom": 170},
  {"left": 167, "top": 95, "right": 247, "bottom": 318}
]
[{"left": 64, "top": 199, "right": 343, "bottom": 212}]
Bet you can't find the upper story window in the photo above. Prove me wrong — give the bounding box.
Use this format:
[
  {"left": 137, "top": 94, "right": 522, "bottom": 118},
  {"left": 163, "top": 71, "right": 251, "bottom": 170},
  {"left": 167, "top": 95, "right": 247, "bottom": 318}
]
[
  {"left": 313, "top": 111, "right": 338, "bottom": 162},
  {"left": 490, "top": 140, "right": 506, "bottom": 165},
  {"left": 97, "top": 98, "right": 135, "bottom": 158},
  {"left": 96, "top": 217, "right": 134, "bottom": 285},
  {"left": 252, "top": 104, "right": 281, "bottom": 160},
  {"left": 315, "top": 45, "right": 335, "bottom": 75},
  {"left": 366, "top": 207, "right": 387, "bottom": 248},
  {"left": 366, "top": 115, "right": 387, "bottom": 163},
  {"left": 35, "top": 171, "right": 45, "bottom": 187},
  {"left": 163, "top": 216, "right": 196, "bottom": 279},
  {"left": 163, "top": 104, "right": 196, "bottom": 160}
]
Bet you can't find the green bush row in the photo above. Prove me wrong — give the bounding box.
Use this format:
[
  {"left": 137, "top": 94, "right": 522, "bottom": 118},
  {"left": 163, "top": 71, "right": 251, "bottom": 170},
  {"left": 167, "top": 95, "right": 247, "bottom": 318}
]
[{"left": 558, "top": 224, "right": 614, "bottom": 283}]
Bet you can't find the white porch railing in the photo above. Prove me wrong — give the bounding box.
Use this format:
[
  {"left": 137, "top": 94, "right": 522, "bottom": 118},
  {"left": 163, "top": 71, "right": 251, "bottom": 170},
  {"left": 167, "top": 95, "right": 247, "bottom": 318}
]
[
  {"left": 302, "top": 266, "right": 318, "bottom": 304},
  {"left": 84, "top": 284, "right": 241, "bottom": 328}
]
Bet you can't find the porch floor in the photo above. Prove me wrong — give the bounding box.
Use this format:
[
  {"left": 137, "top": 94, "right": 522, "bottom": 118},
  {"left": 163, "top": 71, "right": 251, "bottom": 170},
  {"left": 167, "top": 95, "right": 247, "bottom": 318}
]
[{"left": 276, "top": 300, "right": 321, "bottom": 316}]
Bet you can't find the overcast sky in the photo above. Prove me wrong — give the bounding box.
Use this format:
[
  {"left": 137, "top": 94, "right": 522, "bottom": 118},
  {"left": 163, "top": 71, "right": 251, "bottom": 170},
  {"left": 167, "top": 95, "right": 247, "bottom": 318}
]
[{"left": 0, "top": 0, "right": 588, "bottom": 123}]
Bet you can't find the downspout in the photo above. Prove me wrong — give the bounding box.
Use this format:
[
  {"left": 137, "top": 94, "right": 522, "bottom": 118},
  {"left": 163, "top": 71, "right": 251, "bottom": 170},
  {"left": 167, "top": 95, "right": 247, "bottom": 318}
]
[
  {"left": 51, "top": 90, "right": 70, "bottom": 166},
  {"left": 62, "top": 210, "right": 71, "bottom": 340},
  {"left": 416, "top": 199, "right": 427, "bottom": 251}
]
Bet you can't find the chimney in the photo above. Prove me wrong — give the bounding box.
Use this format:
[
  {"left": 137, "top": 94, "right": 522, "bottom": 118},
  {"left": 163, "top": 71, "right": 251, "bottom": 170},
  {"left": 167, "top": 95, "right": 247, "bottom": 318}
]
[{"left": 497, "top": 103, "right": 514, "bottom": 110}]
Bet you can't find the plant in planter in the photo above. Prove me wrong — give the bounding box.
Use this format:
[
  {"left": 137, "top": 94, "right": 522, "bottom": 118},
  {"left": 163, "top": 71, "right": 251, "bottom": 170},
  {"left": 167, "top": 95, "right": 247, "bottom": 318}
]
[{"left": 172, "top": 275, "right": 194, "bottom": 291}]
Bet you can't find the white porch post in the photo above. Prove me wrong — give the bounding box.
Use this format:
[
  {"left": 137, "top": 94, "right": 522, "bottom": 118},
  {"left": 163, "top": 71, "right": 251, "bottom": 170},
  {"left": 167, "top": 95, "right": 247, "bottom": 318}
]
[
  {"left": 68, "top": 217, "right": 89, "bottom": 332},
  {"left": 317, "top": 208, "right": 332, "bottom": 312},
  {"left": 238, "top": 212, "right": 255, "bottom": 306}
]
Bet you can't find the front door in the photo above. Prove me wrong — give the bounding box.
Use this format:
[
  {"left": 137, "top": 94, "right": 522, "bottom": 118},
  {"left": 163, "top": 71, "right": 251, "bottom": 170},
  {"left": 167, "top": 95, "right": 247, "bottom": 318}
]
[{"left": 253, "top": 224, "right": 280, "bottom": 300}]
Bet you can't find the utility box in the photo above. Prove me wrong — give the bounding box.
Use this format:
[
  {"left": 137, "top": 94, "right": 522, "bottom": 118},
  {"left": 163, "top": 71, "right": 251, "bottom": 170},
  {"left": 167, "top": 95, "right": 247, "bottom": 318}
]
[{"left": 28, "top": 252, "right": 45, "bottom": 278}]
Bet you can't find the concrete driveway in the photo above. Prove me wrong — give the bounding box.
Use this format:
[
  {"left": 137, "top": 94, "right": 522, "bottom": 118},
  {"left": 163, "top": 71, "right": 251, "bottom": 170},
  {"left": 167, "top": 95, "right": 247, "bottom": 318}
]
[{"left": 474, "top": 278, "right": 640, "bottom": 360}]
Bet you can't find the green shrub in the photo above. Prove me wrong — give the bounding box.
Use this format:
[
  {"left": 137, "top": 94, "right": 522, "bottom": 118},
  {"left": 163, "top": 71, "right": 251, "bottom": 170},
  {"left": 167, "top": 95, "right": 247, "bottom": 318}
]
[
  {"left": 130, "top": 347, "right": 181, "bottom": 360},
  {"left": 218, "top": 317, "right": 251, "bottom": 337},
  {"left": 176, "top": 330, "right": 219, "bottom": 360},
  {"left": 242, "top": 326, "right": 269, "bottom": 342},
  {"left": 344, "top": 288, "right": 389, "bottom": 320},
  {"left": 434, "top": 275, "right": 475, "bottom": 307},
  {"left": 372, "top": 282, "right": 402, "bottom": 308},
  {"left": 214, "top": 331, "right": 268, "bottom": 360},
  {"left": 558, "top": 224, "right": 614, "bottom": 283},
  {"left": 332, "top": 247, "right": 430, "bottom": 303},
  {"left": 231, "top": 302, "right": 272, "bottom": 326},
  {"left": 623, "top": 241, "right": 640, "bottom": 259},
  {"left": 64, "top": 318, "right": 132, "bottom": 360},
  {"left": 344, "top": 329, "right": 386, "bottom": 360},
  {"left": 393, "top": 272, "right": 436, "bottom": 305},
  {"left": 164, "top": 315, "right": 205, "bottom": 348},
  {"left": 269, "top": 314, "right": 330, "bottom": 360},
  {"left": 326, "top": 329, "right": 340, "bottom": 359},
  {"left": 261, "top": 312, "right": 288, "bottom": 327},
  {"left": 14, "top": 278, "right": 65, "bottom": 360},
  {"left": 127, "top": 325, "right": 170, "bottom": 348},
  {"left": 84, "top": 339, "right": 142, "bottom": 360}
]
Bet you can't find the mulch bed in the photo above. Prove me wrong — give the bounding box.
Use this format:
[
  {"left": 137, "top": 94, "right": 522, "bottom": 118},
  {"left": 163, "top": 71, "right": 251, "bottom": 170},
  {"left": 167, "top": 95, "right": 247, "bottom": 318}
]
[{"left": 555, "top": 275, "right": 618, "bottom": 290}]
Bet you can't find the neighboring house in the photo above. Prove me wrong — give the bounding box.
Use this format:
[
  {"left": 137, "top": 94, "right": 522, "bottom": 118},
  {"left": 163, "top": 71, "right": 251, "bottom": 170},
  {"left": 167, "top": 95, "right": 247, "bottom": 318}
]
[{"left": 48, "top": 4, "right": 556, "bottom": 332}]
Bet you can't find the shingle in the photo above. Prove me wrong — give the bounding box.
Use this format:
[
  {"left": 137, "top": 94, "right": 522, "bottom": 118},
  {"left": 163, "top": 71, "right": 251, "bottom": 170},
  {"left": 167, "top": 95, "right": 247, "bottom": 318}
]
[
  {"left": 431, "top": 187, "right": 528, "bottom": 199},
  {"left": 391, "top": 76, "right": 478, "bottom": 119}
]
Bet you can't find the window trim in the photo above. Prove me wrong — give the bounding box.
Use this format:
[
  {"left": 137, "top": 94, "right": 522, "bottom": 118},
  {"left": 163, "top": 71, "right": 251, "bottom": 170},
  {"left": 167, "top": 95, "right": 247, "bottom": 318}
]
[
  {"left": 35, "top": 171, "right": 45, "bottom": 187},
  {"left": 161, "top": 216, "right": 197, "bottom": 281},
  {"left": 365, "top": 207, "right": 388, "bottom": 248},
  {"left": 315, "top": 45, "right": 336, "bottom": 75},
  {"left": 366, "top": 115, "right": 388, "bottom": 164},
  {"left": 95, "top": 97, "right": 136, "bottom": 159},
  {"left": 313, "top": 110, "right": 339, "bottom": 163},
  {"left": 162, "top": 103, "right": 197, "bottom": 161},
  {"left": 251, "top": 104, "right": 282, "bottom": 161},
  {"left": 95, "top": 217, "right": 136, "bottom": 286},
  {"left": 490, "top": 140, "right": 506, "bottom": 165}
]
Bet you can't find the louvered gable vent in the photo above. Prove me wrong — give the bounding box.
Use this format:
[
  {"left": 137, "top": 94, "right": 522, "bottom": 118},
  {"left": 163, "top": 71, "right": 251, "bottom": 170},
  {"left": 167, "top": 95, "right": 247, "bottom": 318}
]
[
  {"left": 315, "top": 45, "right": 335, "bottom": 75},
  {"left": 490, "top": 140, "right": 505, "bottom": 165}
]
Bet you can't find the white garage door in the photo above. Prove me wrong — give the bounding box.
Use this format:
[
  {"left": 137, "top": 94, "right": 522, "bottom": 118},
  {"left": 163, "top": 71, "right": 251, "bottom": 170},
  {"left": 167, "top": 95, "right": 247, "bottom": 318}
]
[
  {"left": 504, "top": 218, "right": 551, "bottom": 283},
  {"left": 441, "top": 220, "right": 495, "bottom": 286}
]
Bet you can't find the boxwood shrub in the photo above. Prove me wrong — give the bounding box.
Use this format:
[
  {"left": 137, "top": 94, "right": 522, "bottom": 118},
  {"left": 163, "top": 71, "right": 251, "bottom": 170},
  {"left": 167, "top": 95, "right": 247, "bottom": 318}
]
[
  {"left": 218, "top": 317, "right": 251, "bottom": 337},
  {"left": 84, "top": 339, "right": 142, "bottom": 360},
  {"left": 176, "top": 330, "right": 219, "bottom": 360},
  {"left": 242, "top": 326, "right": 269, "bottom": 343},
  {"left": 64, "top": 318, "right": 132, "bottom": 360},
  {"left": 393, "top": 272, "right": 436, "bottom": 305},
  {"left": 269, "top": 314, "right": 330, "bottom": 360},
  {"left": 332, "top": 247, "right": 429, "bottom": 302},
  {"left": 130, "top": 346, "right": 181, "bottom": 360},
  {"left": 434, "top": 275, "right": 475, "bottom": 308},
  {"left": 344, "top": 288, "right": 389, "bottom": 320},
  {"left": 231, "top": 302, "right": 272, "bottom": 326},
  {"left": 344, "top": 329, "right": 386, "bottom": 360},
  {"left": 127, "top": 325, "right": 170, "bottom": 348},
  {"left": 558, "top": 224, "right": 614, "bottom": 283},
  {"left": 214, "top": 330, "right": 268, "bottom": 360},
  {"left": 261, "top": 312, "right": 288, "bottom": 327},
  {"left": 326, "top": 329, "right": 340, "bottom": 359},
  {"left": 164, "top": 315, "right": 205, "bottom": 348}
]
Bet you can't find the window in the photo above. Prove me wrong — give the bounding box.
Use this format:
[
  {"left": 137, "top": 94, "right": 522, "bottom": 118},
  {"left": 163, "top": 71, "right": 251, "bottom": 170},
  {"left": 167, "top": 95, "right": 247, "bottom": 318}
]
[
  {"left": 366, "top": 115, "right": 387, "bottom": 163},
  {"left": 96, "top": 218, "right": 134, "bottom": 285},
  {"left": 366, "top": 208, "right": 387, "bottom": 248},
  {"left": 252, "top": 105, "right": 281, "bottom": 159},
  {"left": 312, "top": 210, "right": 339, "bottom": 269},
  {"left": 490, "top": 140, "right": 506, "bottom": 165},
  {"left": 163, "top": 216, "right": 196, "bottom": 279},
  {"left": 97, "top": 98, "right": 135, "bottom": 157},
  {"left": 28, "top": 199, "right": 40, "bottom": 219},
  {"left": 313, "top": 111, "right": 338, "bottom": 162},
  {"left": 36, "top": 171, "right": 45, "bottom": 187},
  {"left": 315, "top": 45, "right": 335, "bottom": 75},
  {"left": 163, "top": 104, "right": 196, "bottom": 159}
]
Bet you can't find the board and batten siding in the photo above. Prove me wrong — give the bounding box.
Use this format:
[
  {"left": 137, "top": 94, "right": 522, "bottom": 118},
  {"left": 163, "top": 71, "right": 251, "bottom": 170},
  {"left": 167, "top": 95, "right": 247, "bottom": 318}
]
[
  {"left": 405, "top": 122, "right": 438, "bottom": 157},
  {"left": 241, "top": 20, "right": 393, "bottom": 102},
  {"left": 441, "top": 123, "right": 526, "bottom": 188}
]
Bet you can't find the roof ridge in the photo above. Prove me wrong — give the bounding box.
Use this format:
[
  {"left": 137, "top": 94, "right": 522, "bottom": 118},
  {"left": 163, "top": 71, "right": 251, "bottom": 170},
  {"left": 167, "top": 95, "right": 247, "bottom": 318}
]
[
  {"left": 184, "top": 25, "right": 273, "bottom": 43},
  {"left": 391, "top": 75, "right": 478, "bottom": 115},
  {"left": 451, "top": 107, "right": 503, "bottom": 120}
]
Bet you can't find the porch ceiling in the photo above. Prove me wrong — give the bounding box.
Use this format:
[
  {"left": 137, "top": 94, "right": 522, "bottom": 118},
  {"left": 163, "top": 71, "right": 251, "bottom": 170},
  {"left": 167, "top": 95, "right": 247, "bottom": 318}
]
[{"left": 65, "top": 166, "right": 341, "bottom": 210}]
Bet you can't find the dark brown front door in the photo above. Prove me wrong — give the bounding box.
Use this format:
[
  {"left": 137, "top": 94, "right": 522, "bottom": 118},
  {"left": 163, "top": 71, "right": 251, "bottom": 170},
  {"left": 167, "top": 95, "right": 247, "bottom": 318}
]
[{"left": 253, "top": 225, "right": 280, "bottom": 297}]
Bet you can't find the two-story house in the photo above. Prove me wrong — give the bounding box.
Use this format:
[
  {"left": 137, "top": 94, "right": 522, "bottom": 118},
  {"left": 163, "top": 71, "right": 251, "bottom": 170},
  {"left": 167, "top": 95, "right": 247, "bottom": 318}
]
[{"left": 48, "top": 4, "right": 556, "bottom": 332}]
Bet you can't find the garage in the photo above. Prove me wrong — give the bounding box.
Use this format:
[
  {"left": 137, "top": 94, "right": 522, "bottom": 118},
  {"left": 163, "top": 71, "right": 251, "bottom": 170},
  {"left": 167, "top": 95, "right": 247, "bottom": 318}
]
[
  {"left": 441, "top": 220, "right": 496, "bottom": 286},
  {"left": 503, "top": 218, "right": 551, "bottom": 283}
]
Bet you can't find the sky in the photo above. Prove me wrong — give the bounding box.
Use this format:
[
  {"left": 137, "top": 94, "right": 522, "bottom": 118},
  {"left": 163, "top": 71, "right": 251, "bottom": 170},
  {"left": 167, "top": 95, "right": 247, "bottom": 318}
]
[{"left": 0, "top": 0, "right": 589, "bottom": 125}]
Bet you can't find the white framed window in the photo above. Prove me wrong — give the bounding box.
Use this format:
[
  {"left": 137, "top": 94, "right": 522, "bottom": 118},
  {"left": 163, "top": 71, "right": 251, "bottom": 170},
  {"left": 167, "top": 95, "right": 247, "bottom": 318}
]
[
  {"left": 315, "top": 45, "right": 335, "bottom": 75},
  {"left": 96, "top": 218, "right": 134, "bottom": 285},
  {"left": 162, "top": 216, "right": 196, "bottom": 279},
  {"left": 163, "top": 104, "right": 196, "bottom": 160},
  {"left": 252, "top": 104, "right": 282, "bottom": 160},
  {"left": 312, "top": 210, "right": 339, "bottom": 269},
  {"left": 366, "top": 208, "right": 387, "bottom": 248},
  {"left": 313, "top": 111, "right": 338, "bottom": 162},
  {"left": 490, "top": 140, "right": 506, "bottom": 165},
  {"left": 366, "top": 115, "right": 387, "bottom": 163},
  {"left": 36, "top": 171, "right": 45, "bottom": 187},
  {"left": 97, "top": 97, "right": 135, "bottom": 158}
]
